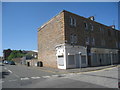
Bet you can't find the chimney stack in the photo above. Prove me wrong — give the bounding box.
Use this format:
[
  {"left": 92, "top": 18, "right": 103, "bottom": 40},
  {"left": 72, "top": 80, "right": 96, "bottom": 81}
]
[
  {"left": 109, "top": 25, "right": 115, "bottom": 29},
  {"left": 88, "top": 16, "right": 95, "bottom": 21}
]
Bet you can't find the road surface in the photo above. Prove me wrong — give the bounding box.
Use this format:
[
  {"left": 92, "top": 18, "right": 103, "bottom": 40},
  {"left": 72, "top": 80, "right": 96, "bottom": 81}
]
[{"left": 1, "top": 64, "right": 119, "bottom": 88}]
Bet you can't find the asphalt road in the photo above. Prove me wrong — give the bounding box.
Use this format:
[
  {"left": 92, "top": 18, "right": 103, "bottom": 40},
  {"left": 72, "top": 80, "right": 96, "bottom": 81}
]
[{"left": 1, "top": 64, "right": 119, "bottom": 88}]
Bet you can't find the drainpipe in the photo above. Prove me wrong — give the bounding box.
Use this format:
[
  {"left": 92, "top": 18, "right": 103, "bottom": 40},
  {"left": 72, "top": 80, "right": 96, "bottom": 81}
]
[
  {"left": 110, "top": 52, "right": 113, "bottom": 65},
  {"left": 79, "top": 52, "right": 82, "bottom": 69}
]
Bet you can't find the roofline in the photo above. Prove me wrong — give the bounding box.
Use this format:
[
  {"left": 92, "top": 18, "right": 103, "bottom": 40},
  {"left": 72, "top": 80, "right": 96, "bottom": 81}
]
[
  {"left": 37, "top": 10, "right": 65, "bottom": 31},
  {"left": 38, "top": 10, "right": 119, "bottom": 31},
  {"left": 63, "top": 10, "right": 119, "bottom": 31}
]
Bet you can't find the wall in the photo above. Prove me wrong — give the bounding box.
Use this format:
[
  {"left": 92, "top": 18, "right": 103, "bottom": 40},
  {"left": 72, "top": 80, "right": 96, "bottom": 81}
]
[
  {"left": 38, "top": 11, "right": 65, "bottom": 68},
  {"left": 64, "top": 10, "right": 120, "bottom": 49}
]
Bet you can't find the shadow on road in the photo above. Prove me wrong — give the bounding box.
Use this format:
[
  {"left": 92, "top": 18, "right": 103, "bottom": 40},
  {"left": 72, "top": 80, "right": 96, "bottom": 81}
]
[{"left": 1, "top": 71, "right": 10, "bottom": 79}]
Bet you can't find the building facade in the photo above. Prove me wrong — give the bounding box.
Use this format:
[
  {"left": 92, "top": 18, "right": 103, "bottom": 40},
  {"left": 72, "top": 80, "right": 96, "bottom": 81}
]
[{"left": 38, "top": 10, "right": 120, "bottom": 69}]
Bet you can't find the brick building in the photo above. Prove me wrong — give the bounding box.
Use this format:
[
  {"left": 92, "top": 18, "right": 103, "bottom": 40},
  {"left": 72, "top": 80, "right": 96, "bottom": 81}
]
[{"left": 38, "top": 10, "right": 120, "bottom": 69}]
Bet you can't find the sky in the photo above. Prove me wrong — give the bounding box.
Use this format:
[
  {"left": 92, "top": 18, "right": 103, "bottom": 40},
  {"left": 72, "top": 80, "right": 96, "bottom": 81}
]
[{"left": 1, "top": 2, "right": 119, "bottom": 56}]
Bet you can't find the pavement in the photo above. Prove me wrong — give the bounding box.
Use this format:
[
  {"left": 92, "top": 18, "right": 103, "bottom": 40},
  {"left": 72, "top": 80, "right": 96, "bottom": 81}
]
[{"left": 30, "top": 64, "right": 120, "bottom": 74}]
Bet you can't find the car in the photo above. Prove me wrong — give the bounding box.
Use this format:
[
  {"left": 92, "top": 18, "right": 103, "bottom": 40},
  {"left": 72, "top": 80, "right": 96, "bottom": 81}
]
[
  {"left": 8, "top": 61, "right": 15, "bottom": 65},
  {"left": 3, "top": 60, "right": 9, "bottom": 64}
]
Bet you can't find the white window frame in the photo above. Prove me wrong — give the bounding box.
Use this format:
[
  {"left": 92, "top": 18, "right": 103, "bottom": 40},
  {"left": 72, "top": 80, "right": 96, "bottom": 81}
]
[
  {"left": 90, "top": 23, "right": 93, "bottom": 31},
  {"left": 86, "top": 37, "right": 90, "bottom": 45},
  {"left": 91, "top": 37, "right": 95, "bottom": 46},
  {"left": 84, "top": 22, "right": 88, "bottom": 30},
  {"left": 70, "top": 34, "right": 78, "bottom": 44},
  {"left": 70, "top": 16, "right": 73, "bottom": 26},
  {"left": 70, "top": 16, "right": 76, "bottom": 27}
]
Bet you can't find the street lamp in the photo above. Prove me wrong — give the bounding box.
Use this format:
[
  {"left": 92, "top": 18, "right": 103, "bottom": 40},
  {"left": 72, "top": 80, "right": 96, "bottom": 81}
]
[
  {"left": 79, "top": 52, "right": 82, "bottom": 69},
  {"left": 110, "top": 52, "right": 113, "bottom": 65}
]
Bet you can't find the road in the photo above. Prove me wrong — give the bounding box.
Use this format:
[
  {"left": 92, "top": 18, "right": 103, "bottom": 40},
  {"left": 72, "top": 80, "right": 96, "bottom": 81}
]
[{"left": 1, "top": 64, "right": 119, "bottom": 88}]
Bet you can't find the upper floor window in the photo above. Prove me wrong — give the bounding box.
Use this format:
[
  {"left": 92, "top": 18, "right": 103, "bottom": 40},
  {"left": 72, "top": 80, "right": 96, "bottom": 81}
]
[
  {"left": 90, "top": 23, "right": 93, "bottom": 31},
  {"left": 70, "top": 16, "right": 76, "bottom": 27},
  {"left": 108, "top": 29, "right": 111, "bottom": 36},
  {"left": 91, "top": 37, "right": 95, "bottom": 46},
  {"left": 116, "top": 41, "right": 118, "bottom": 48},
  {"left": 85, "top": 37, "right": 90, "bottom": 45},
  {"left": 99, "top": 27, "right": 102, "bottom": 31},
  {"left": 70, "top": 34, "right": 77, "bottom": 44},
  {"left": 84, "top": 22, "right": 88, "bottom": 30},
  {"left": 119, "top": 42, "right": 120, "bottom": 48},
  {"left": 101, "top": 39, "right": 105, "bottom": 46}
]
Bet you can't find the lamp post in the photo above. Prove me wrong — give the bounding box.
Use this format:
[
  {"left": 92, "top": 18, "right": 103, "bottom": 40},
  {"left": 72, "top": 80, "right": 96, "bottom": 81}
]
[
  {"left": 110, "top": 52, "right": 113, "bottom": 65},
  {"left": 79, "top": 52, "right": 82, "bottom": 69}
]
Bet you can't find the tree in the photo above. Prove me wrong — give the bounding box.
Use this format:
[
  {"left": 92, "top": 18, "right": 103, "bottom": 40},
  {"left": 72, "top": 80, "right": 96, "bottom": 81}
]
[{"left": 7, "top": 50, "right": 25, "bottom": 60}]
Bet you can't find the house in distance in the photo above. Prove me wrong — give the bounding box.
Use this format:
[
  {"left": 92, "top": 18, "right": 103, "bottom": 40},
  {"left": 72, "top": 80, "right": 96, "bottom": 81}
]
[{"left": 38, "top": 10, "right": 120, "bottom": 69}]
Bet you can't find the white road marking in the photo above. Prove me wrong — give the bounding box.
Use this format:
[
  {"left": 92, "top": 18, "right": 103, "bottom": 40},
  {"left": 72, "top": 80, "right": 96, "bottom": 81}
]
[
  {"left": 21, "top": 77, "right": 29, "bottom": 80},
  {"left": 8, "top": 70, "right": 12, "bottom": 73},
  {"left": 61, "top": 74, "right": 67, "bottom": 76},
  {"left": 42, "top": 76, "right": 51, "bottom": 78},
  {"left": 0, "top": 81, "right": 4, "bottom": 83},
  {"left": 51, "top": 75, "right": 59, "bottom": 77},
  {"left": 31, "top": 77, "right": 41, "bottom": 79}
]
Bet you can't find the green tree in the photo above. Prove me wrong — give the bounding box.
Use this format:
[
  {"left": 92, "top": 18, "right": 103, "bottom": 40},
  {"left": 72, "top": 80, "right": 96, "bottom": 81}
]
[{"left": 7, "top": 50, "right": 25, "bottom": 60}]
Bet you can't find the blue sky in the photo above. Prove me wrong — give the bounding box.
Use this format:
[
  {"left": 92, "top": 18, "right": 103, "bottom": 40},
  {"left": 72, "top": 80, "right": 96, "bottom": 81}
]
[{"left": 1, "top": 2, "right": 119, "bottom": 56}]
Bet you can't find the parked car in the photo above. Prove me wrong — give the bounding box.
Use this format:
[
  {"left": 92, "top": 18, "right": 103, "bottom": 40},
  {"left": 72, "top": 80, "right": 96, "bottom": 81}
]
[
  {"left": 8, "top": 61, "right": 15, "bottom": 65},
  {"left": 3, "top": 60, "right": 9, "bottom": 64}
]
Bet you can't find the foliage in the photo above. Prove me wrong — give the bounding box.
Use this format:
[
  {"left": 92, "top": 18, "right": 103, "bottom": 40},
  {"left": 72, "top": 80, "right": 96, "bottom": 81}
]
[{"left": 7, "top": 50, "right": 25, "bottom": 60}]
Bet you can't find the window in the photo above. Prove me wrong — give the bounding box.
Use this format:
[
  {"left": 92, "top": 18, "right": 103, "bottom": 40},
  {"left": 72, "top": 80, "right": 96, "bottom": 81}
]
[
  {"left": 116, "top": 41, "right": 118, "bottom": 48},
  {"left": 119, "top": 42, "right": 120, "bottom": 48},
  {"left": 70, "top": 34, "right": 78, "bottom": 44},
  {"left": 68, "top": 55, "right": 75, "bottom": 65},
  {"left": 58, "top": 55, "right": 64, "bottom": 66},
  {"left": 70, "top": 34, "right": 74, "bottom": 44},
  {"left": 84, "top": 22, "right": 88, "bottom": 30},
  {"left": 108, "top": 29, "right": 111, "bottom": 36},
  {"left": 70, "top": 16, "right": 76, "bottom": 27},
  {"left": 101, "top": 39, "right": 105, "bottom": 46},
  {"left": 100, "top": 27, "right": 102, "bottom": 31},
  {"left": 91, "top": 37, "right": 95, "bottom": 46},
  {"left": 85, "top": 37, "right": 90, "bottom": 45},
  {"left": 90, "top": 23, "right": 93, "bottom": 31},
  {"left": 81, "top": 56, "right": 86, "bottom": 64}
]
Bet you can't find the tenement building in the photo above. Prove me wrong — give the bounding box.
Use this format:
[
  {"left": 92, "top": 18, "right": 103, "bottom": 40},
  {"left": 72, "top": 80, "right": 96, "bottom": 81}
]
[{"left": 38, "top": 10, "right": 120, "bottom": 69}]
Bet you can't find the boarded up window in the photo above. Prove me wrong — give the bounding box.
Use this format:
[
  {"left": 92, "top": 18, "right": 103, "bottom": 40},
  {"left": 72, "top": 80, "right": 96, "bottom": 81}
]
[
  {"left": 81, "top": 56, "right": 86, "bottom": 64},
  {"left": 68, "top": 55, "right": 75, "bottom": 65},
  {"left": 58, "top": 56, "right": 64, "bottom": 66}
]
